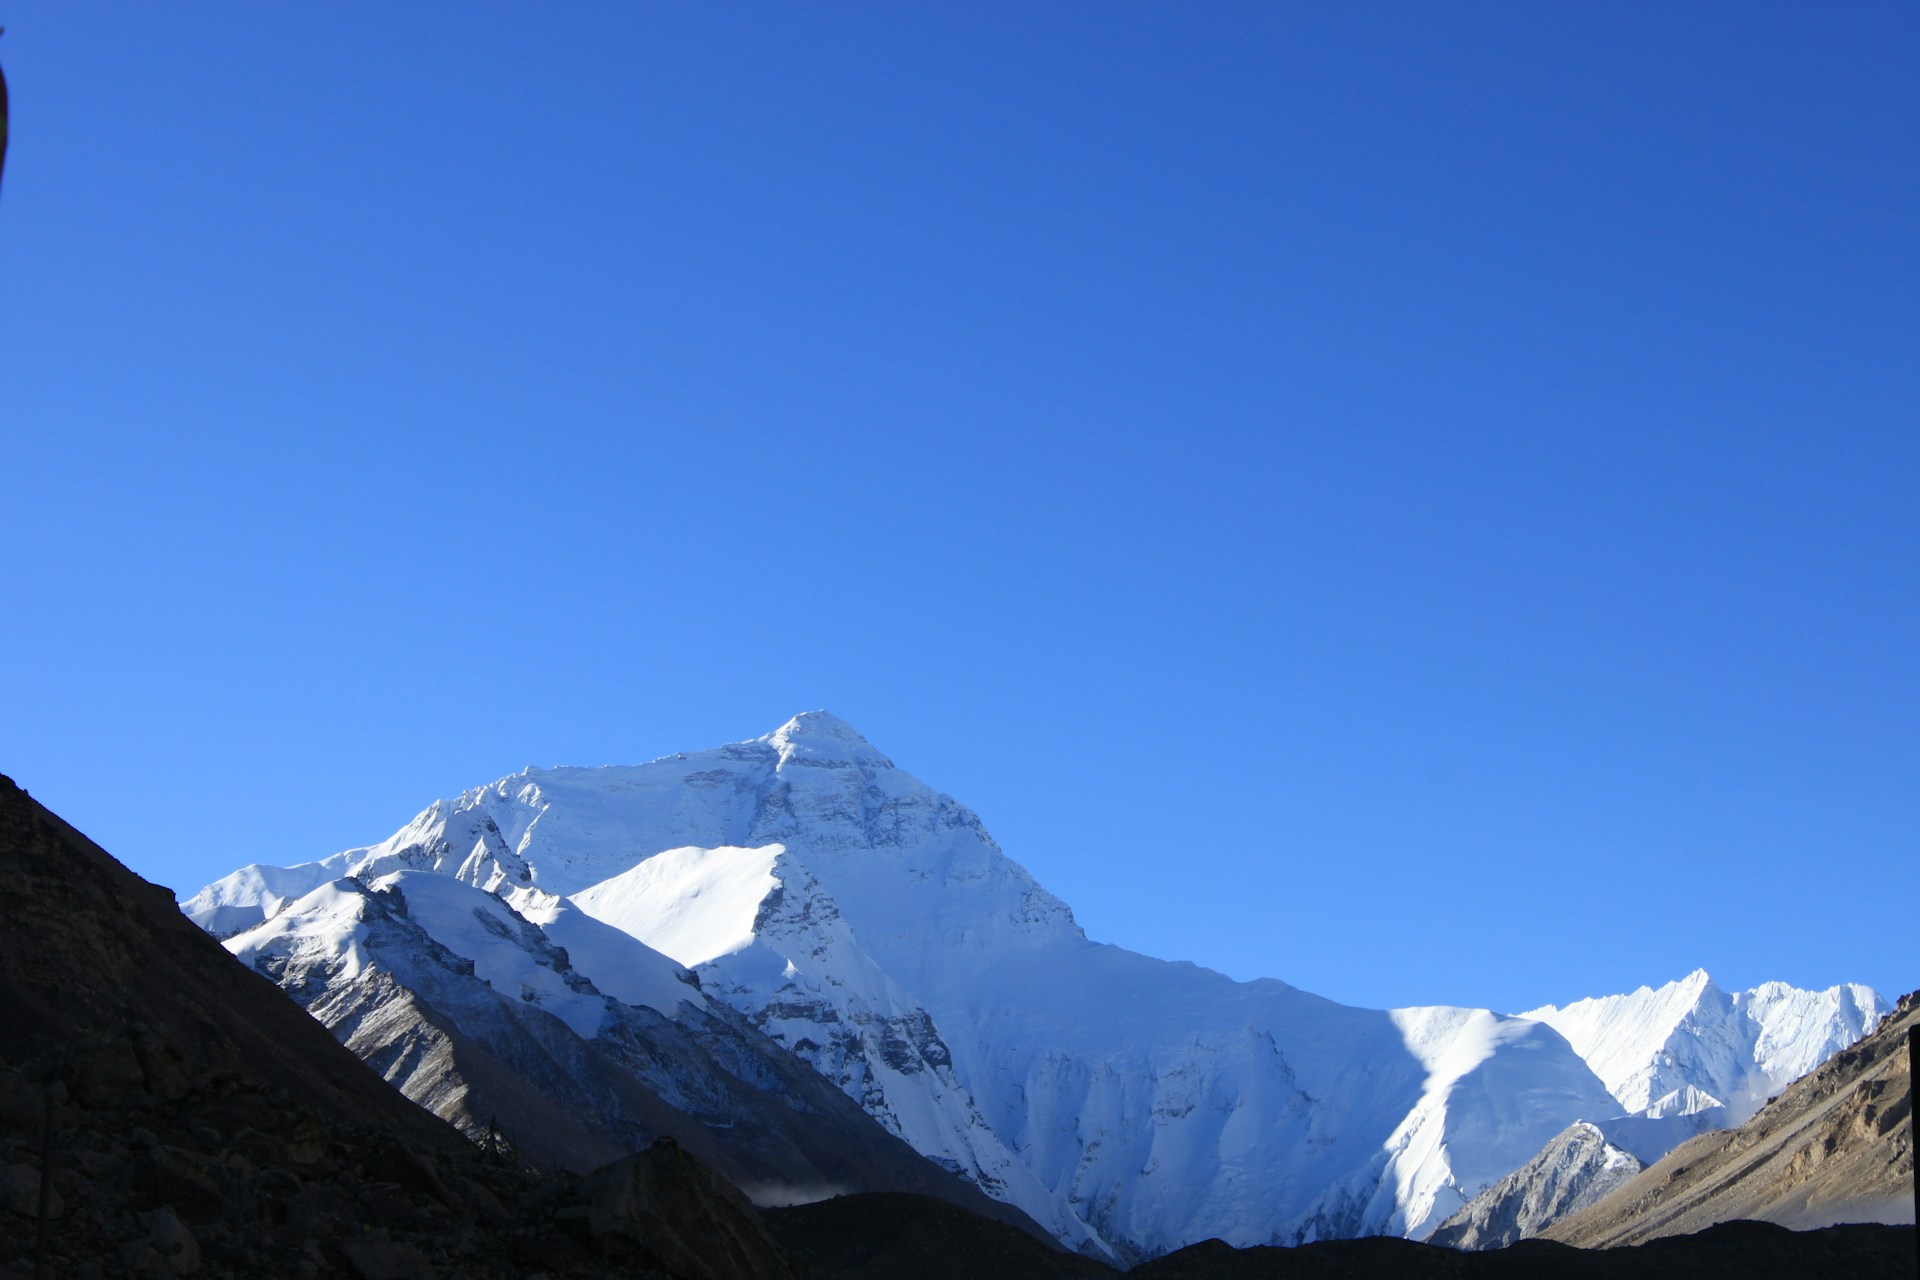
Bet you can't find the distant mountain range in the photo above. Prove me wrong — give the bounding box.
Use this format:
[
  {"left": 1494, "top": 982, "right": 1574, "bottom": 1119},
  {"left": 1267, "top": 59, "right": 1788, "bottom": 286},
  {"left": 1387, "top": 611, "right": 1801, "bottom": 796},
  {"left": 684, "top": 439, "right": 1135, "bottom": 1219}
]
[{"left": 185, "top": 712, "right": 1893, "bottom": 1261}]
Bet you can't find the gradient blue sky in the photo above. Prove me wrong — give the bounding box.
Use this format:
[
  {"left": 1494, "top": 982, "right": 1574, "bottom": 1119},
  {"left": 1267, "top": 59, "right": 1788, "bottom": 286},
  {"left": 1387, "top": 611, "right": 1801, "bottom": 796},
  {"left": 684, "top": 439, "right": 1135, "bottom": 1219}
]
[{"left": 2, "top": 4, "right": 1914, "bottom": 1014}]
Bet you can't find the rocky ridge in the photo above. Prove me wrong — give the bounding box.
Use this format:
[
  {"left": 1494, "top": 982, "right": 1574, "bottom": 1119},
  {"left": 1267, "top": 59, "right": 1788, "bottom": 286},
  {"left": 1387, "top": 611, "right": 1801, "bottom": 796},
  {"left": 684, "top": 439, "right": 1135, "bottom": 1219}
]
[{"left": 1426, "top": 1122, "right": 1643, "bottom": 1250}]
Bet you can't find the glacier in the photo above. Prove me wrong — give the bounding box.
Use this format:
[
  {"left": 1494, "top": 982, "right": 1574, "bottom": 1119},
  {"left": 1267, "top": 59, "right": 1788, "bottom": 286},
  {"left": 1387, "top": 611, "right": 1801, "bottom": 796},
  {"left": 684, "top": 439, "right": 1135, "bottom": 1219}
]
[{"left": 185, "top": 711, "right": 1890, "bottom": 1260}]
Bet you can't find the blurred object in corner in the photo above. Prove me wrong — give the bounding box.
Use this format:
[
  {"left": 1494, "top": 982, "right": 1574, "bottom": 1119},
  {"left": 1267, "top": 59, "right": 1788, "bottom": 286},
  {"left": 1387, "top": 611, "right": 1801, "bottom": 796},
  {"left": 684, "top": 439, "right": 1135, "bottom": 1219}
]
[{"left": 1, "top": 28, "right": 10, "bottom": 201}]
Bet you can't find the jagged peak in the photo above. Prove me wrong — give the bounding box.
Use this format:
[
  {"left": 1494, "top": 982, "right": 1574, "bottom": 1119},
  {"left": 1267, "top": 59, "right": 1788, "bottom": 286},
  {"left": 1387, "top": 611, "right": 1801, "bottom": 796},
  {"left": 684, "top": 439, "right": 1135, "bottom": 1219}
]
[
  {"left": 1632, "top": 969, "right": 1714, "bottom": 1001},
  {"left": 1667, "top": 968, "right": 1723, "bottom": 1006}
]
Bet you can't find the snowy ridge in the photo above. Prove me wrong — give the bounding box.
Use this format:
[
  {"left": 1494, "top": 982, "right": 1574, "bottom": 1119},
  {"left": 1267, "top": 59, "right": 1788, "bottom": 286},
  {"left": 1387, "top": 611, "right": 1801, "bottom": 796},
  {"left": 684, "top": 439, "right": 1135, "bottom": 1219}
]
[
  {"left": 188, "top": 711, "right": 1889, "bottom": 1260},
  {"left": 184, "top": 791, "right": 536, "bottom": 937},
  {"left": 1519, "top": 970, "right": 1886, "bottom": 1125}
]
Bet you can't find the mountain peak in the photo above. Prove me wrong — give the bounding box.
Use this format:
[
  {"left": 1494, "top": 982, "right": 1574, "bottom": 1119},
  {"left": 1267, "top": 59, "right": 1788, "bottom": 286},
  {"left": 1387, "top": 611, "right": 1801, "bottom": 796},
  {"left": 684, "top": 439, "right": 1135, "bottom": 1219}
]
[
  {"left": 762, "top": 711, "right": 894, "bottom": 769},
  {"left": 770, "top": 709, "right": 867, "bottom": 742}
]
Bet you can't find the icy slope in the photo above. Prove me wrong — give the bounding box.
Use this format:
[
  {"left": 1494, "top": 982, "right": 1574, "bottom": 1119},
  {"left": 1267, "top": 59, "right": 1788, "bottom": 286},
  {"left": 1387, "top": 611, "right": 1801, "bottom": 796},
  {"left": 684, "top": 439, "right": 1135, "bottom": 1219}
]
[
  {"left": 187, "top": 712, "right": 1887, "bottom": 1260},
  {"left": 1520, "top": 971, "right": 1886, "bottom": 1124}
]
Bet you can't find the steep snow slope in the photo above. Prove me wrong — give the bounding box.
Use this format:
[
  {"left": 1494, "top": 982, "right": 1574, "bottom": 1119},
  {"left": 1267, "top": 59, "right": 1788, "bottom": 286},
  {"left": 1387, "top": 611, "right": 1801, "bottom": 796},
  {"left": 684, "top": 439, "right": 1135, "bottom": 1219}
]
[
  {"left": 572, "top": 844, "right": 783, "bottom": 967},
  {"left": 187, "top": 712, "right": 1887, "bottom": 1260},
  {"left": 1520, "top": 971, "right": 1886, "bottom": 1124}
]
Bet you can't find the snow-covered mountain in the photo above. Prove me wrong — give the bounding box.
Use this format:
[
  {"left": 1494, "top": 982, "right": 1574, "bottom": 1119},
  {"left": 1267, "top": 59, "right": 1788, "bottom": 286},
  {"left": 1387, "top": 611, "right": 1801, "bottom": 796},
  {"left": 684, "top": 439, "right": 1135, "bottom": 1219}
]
[
  {"left": 185, "top": 712, "right": 1888, "bottom": 1260},
  {"left": 1519, "top": 970, "right": 1883, "bottom": 1127}
]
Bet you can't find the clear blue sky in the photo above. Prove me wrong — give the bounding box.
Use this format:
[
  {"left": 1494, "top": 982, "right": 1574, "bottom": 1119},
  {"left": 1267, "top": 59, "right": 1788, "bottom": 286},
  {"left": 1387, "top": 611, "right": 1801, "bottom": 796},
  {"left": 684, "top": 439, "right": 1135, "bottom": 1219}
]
[{"left": 2, "top": 4, "right": 1913, "bottom": 1015}]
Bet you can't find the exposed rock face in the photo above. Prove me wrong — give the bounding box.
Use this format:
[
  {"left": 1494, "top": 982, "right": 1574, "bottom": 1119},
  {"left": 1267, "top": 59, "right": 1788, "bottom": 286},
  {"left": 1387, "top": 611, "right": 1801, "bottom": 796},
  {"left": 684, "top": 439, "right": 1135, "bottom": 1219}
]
[
  {"left": 0, "top": 773, "right": 794, "bottom": 1279},
  {"left": 1544, "top": 989, "right": 1919, "bottom": 1247},
  {"left": 0, "top": 776, "right": 465, "bottom": 1142},
  {"left": 1427, "top": 1122, "right": 1643, "bottom": 1250}
]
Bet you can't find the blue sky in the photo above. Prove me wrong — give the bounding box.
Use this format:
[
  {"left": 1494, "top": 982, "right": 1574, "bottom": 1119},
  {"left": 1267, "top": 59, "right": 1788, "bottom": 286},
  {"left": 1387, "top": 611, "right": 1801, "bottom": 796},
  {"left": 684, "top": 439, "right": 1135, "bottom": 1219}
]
[{"left": 1, "top": 4, "right": 1914, "bottom": 1014}]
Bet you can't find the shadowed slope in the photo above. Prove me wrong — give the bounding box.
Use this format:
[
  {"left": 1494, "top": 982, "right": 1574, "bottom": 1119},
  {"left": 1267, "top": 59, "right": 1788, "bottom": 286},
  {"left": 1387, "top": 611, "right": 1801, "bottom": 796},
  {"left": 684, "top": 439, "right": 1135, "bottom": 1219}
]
[{"left": 0, "top": 773, "right": 459, "bottom": 1144}]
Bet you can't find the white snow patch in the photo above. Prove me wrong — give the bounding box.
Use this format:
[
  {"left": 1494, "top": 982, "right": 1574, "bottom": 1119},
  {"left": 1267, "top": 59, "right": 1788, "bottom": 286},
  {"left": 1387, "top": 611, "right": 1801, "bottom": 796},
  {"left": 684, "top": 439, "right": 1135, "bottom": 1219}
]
[
  {"left": 569, "top": 844, "right": 784, "bottom": 968},
  {"left": 505, "top": 884, "right": 705, "bottom": 1016},
  {"left": 224, "top": 878, "right": 377, "bottom": 983}
]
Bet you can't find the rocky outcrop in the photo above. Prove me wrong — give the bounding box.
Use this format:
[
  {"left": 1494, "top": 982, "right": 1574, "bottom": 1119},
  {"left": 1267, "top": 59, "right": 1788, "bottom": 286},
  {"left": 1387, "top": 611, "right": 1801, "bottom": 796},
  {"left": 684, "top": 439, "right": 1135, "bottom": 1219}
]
[
  {"left": 1544, "top": 989, "right": 1918, "bottom": 1247},
  {"left": 1427, "top": 1122, "right": 1642, "bottom": 1249}
]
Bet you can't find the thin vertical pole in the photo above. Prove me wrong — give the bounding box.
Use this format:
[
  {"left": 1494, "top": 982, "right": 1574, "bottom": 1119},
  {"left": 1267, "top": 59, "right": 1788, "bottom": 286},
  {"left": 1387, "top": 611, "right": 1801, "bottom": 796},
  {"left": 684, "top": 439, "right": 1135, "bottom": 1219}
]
[
  {"left": 33, "top": 1089, "right": 52, "bottom": 1280},
  {"left": 1909, "top": 1023, "right": 1917, "bottom": 1280},
  {"left": 1, "top": 29, "right": 10, "bottom": 202}
]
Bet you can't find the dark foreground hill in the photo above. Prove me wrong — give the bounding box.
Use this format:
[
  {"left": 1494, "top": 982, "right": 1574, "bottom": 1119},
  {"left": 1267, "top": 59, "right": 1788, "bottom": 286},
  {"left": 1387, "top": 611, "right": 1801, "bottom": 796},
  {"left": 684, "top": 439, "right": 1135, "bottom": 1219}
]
[
  {"left": 0, "top": 773, "right": 792, "bottom": 1280},
  {"left": 1131, "top": 1220, "right": 1913, "bottom": 1279},
  {"left": 766, "top": 1193, "right": 1913, "bottom": 1279},
  {"left": 768, "top": 1191, "right": 1118, "bottom": 1279}
]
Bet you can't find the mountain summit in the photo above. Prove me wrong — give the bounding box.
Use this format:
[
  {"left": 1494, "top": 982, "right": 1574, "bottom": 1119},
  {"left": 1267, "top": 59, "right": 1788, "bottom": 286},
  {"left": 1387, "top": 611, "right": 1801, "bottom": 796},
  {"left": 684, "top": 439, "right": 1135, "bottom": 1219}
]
[
  {"left": 766, "top": 710, "right": 888, "bottom": 760},
  {"left": 187, "top": 715, "right": 1890, "bottom": 1261}
]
